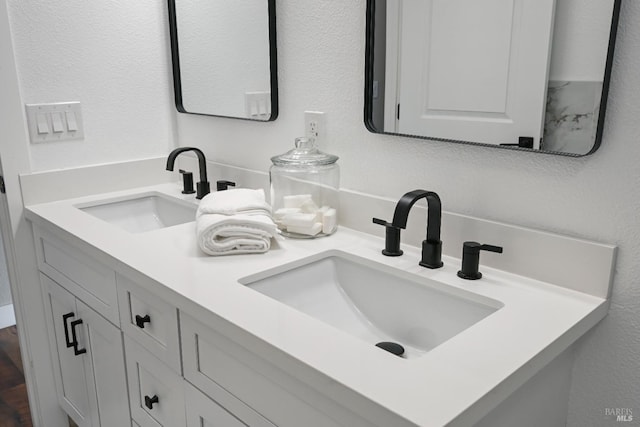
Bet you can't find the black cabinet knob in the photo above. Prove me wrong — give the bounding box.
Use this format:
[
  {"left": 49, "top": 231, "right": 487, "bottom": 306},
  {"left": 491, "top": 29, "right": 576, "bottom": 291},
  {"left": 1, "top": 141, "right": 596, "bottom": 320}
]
[
  {"left": 144, "top": 394, "right": 159, "bottom": 410},
  {"left": 135, "top": 314, "right": 151, "bottom": 329}
]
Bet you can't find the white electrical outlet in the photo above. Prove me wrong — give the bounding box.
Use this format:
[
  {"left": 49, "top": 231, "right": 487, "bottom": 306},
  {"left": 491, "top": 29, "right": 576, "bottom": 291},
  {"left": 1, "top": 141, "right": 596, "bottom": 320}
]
[{"left": 304, "top": 111, "right": 326, "bottom": 145}]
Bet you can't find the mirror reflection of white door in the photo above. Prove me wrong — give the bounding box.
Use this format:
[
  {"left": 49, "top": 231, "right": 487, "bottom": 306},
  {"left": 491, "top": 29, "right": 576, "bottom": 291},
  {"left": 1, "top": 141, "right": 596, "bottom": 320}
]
[{"left": 391, "top": 0, "right": 556, "bottom": 148}]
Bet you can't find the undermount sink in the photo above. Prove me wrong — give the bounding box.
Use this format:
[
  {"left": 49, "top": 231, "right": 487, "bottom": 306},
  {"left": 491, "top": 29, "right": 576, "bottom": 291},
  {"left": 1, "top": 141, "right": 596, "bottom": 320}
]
[
  {"left": 241, "top": 251, "right": 503, "bottom": 359},
  {"left": 77, "top": 193, "right": 197, "bottom": 233}
]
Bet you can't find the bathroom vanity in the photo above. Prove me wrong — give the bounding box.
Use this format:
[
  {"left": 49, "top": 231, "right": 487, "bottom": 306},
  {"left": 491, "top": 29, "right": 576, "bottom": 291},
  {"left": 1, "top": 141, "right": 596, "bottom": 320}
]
[{"left": 21, "top": 159, "right": 616, "bottom": 427}]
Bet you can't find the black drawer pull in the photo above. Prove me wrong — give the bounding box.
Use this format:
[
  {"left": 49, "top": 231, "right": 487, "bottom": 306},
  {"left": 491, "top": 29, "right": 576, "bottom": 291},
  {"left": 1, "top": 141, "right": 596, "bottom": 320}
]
[
  {"left": 70, "top": 319, "right": 87, "bottom": 356},
  {"left": 62, "top": 312, "right": 75, "bottom": 348},
  {"left": 135, "top": 314, "right": 151, "bottom": 329},
  {"left": 144, "top": 394, "right": 159, "bottom": 410}
]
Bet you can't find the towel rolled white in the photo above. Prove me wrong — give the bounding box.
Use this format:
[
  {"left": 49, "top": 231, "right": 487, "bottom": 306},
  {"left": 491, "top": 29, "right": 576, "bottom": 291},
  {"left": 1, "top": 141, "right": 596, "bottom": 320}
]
[
  {"left": 198, "top": 188, "right": 272, "bottom": 216},
  {"left": 196, "top": 189, "right": 278, "bottom": 256}
]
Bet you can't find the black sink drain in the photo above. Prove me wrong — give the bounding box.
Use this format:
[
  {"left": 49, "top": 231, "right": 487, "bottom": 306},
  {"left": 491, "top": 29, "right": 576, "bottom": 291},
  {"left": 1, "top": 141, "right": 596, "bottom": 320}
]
[{"left": 375, "top": 341, "right": 405, "bottom": 357}]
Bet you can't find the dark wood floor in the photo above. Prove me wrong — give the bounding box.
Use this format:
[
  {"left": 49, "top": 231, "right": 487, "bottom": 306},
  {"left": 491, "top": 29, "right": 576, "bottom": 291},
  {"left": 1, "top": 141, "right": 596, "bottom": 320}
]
[{"left": 0, "top": 325, "right": 32, "bottom": 427}]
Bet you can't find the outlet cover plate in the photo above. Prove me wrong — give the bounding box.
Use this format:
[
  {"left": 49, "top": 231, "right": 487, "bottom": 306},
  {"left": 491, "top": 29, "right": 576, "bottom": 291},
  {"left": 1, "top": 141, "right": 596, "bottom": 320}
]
[{"left": 304, "top": 111, "right": 326, "bottom": 145}]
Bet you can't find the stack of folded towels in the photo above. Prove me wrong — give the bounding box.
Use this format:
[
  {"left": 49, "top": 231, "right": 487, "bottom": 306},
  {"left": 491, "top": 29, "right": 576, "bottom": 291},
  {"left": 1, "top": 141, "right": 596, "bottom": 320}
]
[{"left": 196, "top": 188, "right": 278, "bottom": 256}]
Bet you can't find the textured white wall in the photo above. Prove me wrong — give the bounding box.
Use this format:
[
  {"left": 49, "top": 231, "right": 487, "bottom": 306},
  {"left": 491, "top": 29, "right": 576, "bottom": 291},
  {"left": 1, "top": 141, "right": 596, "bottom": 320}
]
[
  {"left": 176, "top": 1, "right": 639, "bottom": 425},
  {"left": 6, "top": 0, "right": 176, "bottom": 172}
]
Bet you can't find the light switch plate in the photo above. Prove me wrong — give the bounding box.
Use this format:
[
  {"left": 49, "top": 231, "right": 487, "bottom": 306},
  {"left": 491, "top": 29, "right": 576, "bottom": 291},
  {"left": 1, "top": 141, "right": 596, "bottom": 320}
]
[
  {"left": 25, "top": 102, "right": 84, "bottom": 143},
  {"left": 244, "top": 92, "right": 271, "bottom": 120}
]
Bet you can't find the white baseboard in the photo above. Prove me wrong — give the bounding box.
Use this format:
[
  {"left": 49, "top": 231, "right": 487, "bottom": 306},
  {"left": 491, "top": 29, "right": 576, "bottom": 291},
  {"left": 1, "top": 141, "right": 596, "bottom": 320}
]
[{"left": 0, "top": 304, "right": 16, "bottom": 329}]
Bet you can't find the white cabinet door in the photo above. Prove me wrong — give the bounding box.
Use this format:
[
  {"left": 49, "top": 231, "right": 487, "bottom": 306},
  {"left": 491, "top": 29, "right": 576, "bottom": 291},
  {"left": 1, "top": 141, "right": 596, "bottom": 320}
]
[
  {"left": 76, "top": 300, "right": 130, "bottom": 427},
  {"left": 396, "top": 0, "right": 556, "bottom": 147},
  {"left": 42, "top": 274, "right": 130, "bottom": 427},
  {"left": 42, "top": 274, "right": 96, "bottom": 427}
]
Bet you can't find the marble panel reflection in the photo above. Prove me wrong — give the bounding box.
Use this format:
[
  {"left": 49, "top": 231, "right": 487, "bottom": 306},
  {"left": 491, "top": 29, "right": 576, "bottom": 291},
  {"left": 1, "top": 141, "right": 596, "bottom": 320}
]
[{"left": 543, "top": 81, "right": 603, "bottom": 155}]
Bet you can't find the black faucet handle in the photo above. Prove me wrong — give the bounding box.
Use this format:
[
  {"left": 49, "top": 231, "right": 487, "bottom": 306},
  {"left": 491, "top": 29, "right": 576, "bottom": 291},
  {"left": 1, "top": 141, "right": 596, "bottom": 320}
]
[
  {"left": 372, "top": 218, "right": 403, "bottom": 257},
  {"left": 216, "top": 180, "right": 236, "bottom": 191},
  {"left": 372, "top": 217, "right": 390, "bottom": 227},
  {"left": 457, "top": 241, "right": 503, "bottom": 280},
  {"left": 479, "top": 244, "right": 503, "bottom": 254},
  {"left": 179, "top": 170, "right": 195, "bottom": 195}
]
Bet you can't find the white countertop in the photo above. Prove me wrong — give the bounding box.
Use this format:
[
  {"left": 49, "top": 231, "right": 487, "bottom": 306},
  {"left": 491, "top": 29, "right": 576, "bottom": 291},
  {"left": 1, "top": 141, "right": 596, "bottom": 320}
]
[{"left": 24, "top": 182, "right": 609, "bottom": 427}]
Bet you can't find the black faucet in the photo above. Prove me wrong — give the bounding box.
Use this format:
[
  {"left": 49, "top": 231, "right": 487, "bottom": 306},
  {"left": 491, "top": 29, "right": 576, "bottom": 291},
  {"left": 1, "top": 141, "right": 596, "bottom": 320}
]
[
  {"left": 457, "top": 242, "right": 503, "bottom": 280},
  {"left": 373, "top": 189, "right": 443, "bottom": 269},
  {"left": 166, "top": 147, "right": 210, "bottom": 199}
]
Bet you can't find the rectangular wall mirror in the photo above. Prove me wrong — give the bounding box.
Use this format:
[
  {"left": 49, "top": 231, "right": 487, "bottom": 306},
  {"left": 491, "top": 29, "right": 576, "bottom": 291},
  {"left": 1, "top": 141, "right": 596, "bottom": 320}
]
[
  {"left": 168, "top": 0, "right": 278, "bottom": 121},
  {"left": 365, "top": 0, "right": 621, "bottom": 156}
]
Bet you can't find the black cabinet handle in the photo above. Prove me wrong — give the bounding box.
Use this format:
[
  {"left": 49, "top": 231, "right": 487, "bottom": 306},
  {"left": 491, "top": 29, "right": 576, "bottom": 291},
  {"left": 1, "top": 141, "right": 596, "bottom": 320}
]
[
  {"left": 144, "top": 394, "right": 159, "bottom": 410},
  {"left": 70, "top": 319, "right": 87, "bottom": 356},
  {"left": 63, "top": 312, "right": 75, "bottom": 348},
  {"left": 135, "top": 314, "right": 151, "bottom": 329}
]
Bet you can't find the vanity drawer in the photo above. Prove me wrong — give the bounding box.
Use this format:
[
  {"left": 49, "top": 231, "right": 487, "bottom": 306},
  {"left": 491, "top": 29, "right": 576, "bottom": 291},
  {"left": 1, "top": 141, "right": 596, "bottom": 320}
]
[
  {"left": 33, "top": 226, "right": 119, "bottom": 325},
  {"left": 125, "top": 336, "right": 185, "bottom": 427},
  {"left": 117, "top": 274, "right": 181, "bottom": 373},
  {"left": 185, "top": 380, "right": 275, "bottom": 427},
  {"left": 181, "top": 313, "right": 347, "bottom": 427}
]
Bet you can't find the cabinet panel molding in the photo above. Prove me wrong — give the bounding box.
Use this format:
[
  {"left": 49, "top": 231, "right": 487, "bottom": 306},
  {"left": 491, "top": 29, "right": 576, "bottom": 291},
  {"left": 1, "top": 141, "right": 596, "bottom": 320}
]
[
  {"left": 117, "top": 273, "right": 181, "bottom": 373},
  {"left": 34, "top": 226, "right": 119, "bottom": 324},
  {"left": 180, "top": 313, "right": 364, "bottom": 427},
  {"left": 125, "top": 336, "right": 186, "bottom": 427}
]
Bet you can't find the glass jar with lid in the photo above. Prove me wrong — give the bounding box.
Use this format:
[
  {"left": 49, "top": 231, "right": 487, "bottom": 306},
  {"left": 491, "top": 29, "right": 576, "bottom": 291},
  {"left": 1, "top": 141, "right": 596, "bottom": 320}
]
[{"left": 270, "top": 137, "right": 339, "bottom": 238}]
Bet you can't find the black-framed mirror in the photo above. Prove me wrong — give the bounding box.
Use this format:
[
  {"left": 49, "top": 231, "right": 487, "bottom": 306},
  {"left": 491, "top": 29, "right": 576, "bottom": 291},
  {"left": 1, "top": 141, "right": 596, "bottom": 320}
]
[
  {"left": 168, "top": 0, "right": 278, "bottom": 121},
  {"left": 365, "top": 0, "right": 621, "bottom": 156}
]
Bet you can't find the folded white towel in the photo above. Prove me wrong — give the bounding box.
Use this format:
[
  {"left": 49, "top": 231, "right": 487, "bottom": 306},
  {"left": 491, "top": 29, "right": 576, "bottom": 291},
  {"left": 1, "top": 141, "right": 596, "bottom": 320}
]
[{"left": 196, "top": 189, "right": 278, "bottom": 256}]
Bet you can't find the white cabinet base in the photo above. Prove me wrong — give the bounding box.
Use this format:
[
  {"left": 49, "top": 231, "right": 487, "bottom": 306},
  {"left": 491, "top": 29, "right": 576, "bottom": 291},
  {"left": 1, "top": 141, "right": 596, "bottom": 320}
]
[{"left": 475, "top": 348, "right": 573, "bottom": 427}]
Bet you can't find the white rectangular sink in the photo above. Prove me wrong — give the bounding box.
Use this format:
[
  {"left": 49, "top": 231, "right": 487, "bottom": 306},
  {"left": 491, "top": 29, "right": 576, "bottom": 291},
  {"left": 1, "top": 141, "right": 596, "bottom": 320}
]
[
  {"left": 241, "top": 251, "right": 503, "bottom": 359},
  {"left": 77, "top": 193, "right": 197, "bottom": 233}
]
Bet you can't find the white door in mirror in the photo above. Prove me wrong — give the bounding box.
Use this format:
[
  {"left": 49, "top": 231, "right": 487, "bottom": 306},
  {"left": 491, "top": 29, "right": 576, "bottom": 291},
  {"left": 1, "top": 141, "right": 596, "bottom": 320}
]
[{"left": 395, "top": 0, "right": 555, "bottom": 148}]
